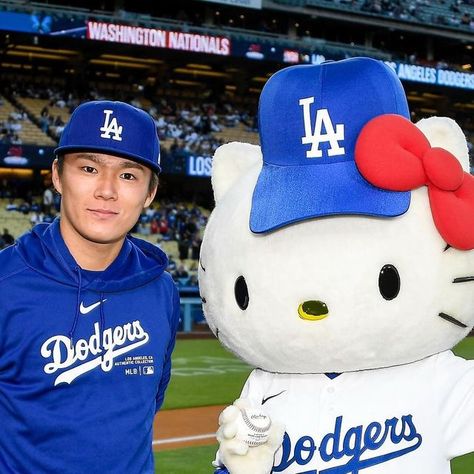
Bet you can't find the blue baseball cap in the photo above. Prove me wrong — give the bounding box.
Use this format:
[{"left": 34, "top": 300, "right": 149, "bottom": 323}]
[
  {"left": 55, "top": 100, "right": 161, "bottom": 173},
  {"left": 250, "top": 57, "right": 411, "bottom": 233}
]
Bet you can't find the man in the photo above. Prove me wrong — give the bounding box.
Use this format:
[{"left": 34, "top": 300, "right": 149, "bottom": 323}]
[
  {"left": 0, "top": 101, "right": 180, "bottom": 473},
  {"left": 1, "top": 228, "right": 14, "bottom": 246},
  {"left": 42, "top": 171, "right": 54, "bottom": 215}
]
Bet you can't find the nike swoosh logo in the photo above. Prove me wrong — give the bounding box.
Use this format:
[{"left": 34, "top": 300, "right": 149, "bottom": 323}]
[
  {"left": 79, "top": 299, "right": 107, "bottom": 315},
  {"left": 261, "top": 390, "right": 286, "bottom": 405}
]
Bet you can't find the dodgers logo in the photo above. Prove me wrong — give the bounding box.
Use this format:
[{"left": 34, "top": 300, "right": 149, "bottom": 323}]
[
  {"left": 273, "top": 414, "right": 422, "bottom": 473},
  {"left": 299, "top": 96, "right": 345, "bottom": 158},
  {"left": 100, "top": 109, "right": 123, "bottom": 141},
  {"left": 40, "top": 320, "right": 149, "bottom": 386}
]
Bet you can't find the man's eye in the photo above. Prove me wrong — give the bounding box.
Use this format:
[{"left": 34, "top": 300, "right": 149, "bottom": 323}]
[
  {"left": 82, "top": 166, "right": 97, "bottom": 173},
  {"left": 121, "top": 173, "right": 136, "bottom": 180}
]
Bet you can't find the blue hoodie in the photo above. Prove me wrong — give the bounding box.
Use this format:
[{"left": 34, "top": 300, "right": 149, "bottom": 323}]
[{"left": 0, "top": 219, "right": 180, "bottom": 473}]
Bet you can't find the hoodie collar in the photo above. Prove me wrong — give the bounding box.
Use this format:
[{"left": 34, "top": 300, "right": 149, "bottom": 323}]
[{"left": 17, "top": 218, "right": 168, "bottom": 293}]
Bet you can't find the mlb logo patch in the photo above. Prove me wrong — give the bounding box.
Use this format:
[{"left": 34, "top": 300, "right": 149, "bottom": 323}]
[{"left": 143, "top": 366, "right": 155, "bottom": 375}]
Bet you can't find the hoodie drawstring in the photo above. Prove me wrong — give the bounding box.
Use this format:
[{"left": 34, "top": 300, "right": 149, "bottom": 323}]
[
  {"left": 69, "top": 266, "right": 82, "bottom": 348},
  {"left": 99, "top": 292, "right": 105, "bottom": 351}
]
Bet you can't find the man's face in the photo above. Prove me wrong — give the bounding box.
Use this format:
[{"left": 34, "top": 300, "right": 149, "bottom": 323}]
[{"left": 52, "top": 152, "right": 156, "bottom": 246}]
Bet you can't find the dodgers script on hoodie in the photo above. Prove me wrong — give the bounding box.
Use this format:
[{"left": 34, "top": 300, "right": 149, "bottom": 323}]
[{"left": 0, "top": 219, "right": 180, "bottom": 474}]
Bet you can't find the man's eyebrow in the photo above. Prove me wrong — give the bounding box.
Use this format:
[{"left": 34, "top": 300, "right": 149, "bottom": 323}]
[
  {"left": 75, "top": 153, "right": 103, "bottom": 162},
  {"left": 74, "top": 154, "right": 145, "bottom": 171},
  {"left": 118, "top": 160, "right": 146, "bottom": 171}
]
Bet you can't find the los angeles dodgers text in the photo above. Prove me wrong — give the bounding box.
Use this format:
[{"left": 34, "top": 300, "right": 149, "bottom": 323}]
[{"left": 273, "top": 414, "right": 422, "bottom": 473}]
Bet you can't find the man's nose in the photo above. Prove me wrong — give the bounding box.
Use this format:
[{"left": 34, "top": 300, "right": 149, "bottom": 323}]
[{"left": 94, "top": 173, "right": 118, "bottom": 200}]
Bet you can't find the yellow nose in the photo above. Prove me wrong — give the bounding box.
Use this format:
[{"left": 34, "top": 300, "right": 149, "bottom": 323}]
[{"left": 298, "top": 300, "right": 329, "bottom": 321}]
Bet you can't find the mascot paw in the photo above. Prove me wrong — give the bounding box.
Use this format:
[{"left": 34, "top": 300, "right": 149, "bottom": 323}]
[{"left": 214, "top": 399, "right": 285, "bottom": 474}]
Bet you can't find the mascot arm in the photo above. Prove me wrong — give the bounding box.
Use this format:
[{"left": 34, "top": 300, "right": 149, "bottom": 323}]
[
  {"left": 436, "top": 351, "right": 474, "bottom": 459},
  {"left": 212, "top": 370, "right": 285, "bottom": 474}
]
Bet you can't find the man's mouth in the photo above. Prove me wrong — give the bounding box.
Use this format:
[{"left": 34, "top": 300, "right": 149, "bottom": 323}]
[{"left": 88, "top": 208, "right": 119, "bottom": 217}]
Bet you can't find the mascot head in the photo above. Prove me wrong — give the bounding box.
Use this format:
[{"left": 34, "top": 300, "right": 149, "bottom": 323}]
[{"left": 199, "top": 57, "right": 474, "bottom": 374}]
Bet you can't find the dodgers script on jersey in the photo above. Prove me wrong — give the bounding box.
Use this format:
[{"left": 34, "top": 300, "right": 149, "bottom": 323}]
[{"left": 236, "top": 352, "right": 474, "bottom": 474}]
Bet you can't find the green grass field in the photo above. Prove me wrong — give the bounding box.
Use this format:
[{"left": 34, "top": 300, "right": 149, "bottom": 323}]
[
  {"left": 154, "top": 445, "right": 217, "bottom": 474},
  {"left": 161, "top": 339, "right": 251, "bottom": 410},
  {"left": 155, "top": 337, "right": 474, "bottom": 473},
  {"left": 453, "top": 337, "right": 474, "bottom": 359}
]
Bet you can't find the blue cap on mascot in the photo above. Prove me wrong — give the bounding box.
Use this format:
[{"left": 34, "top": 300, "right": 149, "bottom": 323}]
[{"left": 250, "top": 57, "right": 411, "bottom": 233}]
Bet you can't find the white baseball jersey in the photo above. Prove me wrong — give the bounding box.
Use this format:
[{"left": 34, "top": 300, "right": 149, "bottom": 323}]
[{"left": 236, "top": 350, "right": 474, "bottom": 474}]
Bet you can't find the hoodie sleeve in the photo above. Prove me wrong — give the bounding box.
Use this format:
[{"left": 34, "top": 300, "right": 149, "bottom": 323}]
[{"left": 155, "top": 284, "right": 180, "bottom": 412}]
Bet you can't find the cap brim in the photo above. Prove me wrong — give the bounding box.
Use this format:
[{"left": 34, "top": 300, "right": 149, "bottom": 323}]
[
  {"left": 250, "top": 160, "right": 410, "bottom": 233},
  {"left": 54, "top": 144, "right": 161, "bottom": 174}
]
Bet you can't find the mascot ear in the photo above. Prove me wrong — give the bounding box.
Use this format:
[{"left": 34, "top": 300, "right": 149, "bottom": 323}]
[
  {"left": 212, "top": 142, "right": 262, "bottom": 203},
  {"left": 416, "top": 116, "right": 470, "bottom": 172}
]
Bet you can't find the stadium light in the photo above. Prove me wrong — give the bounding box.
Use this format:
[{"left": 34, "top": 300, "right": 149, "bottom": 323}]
[
  {"left": 186, "top": 63, "right": 212, "bottom": 70},
  {"left": 101, "top": 54, "right": 163, "bottom": 64},
  {"left": 173, "top": 67, "right": 228, "bottom": 78},
  {"left": 89, "top": 59, "right": 150, "bottom": 69},
  {"left": 6, "top": 51, "right": 70, "bottom": 61}
]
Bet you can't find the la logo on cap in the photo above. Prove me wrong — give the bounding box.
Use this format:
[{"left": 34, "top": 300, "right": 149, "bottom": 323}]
[
  {"left": 299, "top": 96, "right": 345, "bottom": 158},
  {"left": 100, "top": 109, "right": 123, "bottom": 141}
]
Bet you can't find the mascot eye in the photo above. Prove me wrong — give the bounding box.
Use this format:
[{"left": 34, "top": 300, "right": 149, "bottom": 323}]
[
  {"left": 378, "top": 264, "right": 400, "bottom": 300},
  {"left": 234, "top": 276, "right": 249, "bottom": 310}
]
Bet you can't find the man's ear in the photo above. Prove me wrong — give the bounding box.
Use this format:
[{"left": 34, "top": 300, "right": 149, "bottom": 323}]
[
  {"left": 144, "top": 185, "right": 158, "bottom": 208},
  {"left": 51, "top": 158, "right": 62, "bottom": 194}
]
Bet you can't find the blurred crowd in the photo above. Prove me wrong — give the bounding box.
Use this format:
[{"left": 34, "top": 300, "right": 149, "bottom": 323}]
[
  {"left": 360, "top": 0, "right": 474, "bottom": 29},
  {"left": 0, "top": 99, "right": 27, "bottom": 146},
  {"left": 165, "top": 0, "right": 474, "bottom": 31},
  {"left": 6, "top": 83, "right": 258, "bottom": 157},
  {"left": 11, "top": 83, "right": 102, "bottom": 139},
  {"left": 150, "top": 98, "right": 256, "bottom": 157},
  {"left": 134, "top": 199, "right": 208, "bottom": 285}
]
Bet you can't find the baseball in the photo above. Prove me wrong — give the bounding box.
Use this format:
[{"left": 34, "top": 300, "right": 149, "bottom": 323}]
[{"left": 235, "top": 407, "right": 272, "bottom": 447}]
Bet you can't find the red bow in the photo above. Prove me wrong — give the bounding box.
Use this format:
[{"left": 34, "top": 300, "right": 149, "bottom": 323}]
[{"left": 355, "top": 114, "right": 474, "bottom": 250}]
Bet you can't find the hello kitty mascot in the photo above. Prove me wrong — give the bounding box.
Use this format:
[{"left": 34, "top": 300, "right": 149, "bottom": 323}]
[{"left": 198, "top": 57, "right": 474, "bottom": 474}]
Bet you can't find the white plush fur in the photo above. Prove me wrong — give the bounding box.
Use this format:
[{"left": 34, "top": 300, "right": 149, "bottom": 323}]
[
  {"left": 199, "top": 119, "right": 474, "bottom": 374},
  {"left": 416, "top": 116, "right": 470, "bottom": 172},
  {"left": 211, "top": 142, "right": 262, "bottom": 203}
]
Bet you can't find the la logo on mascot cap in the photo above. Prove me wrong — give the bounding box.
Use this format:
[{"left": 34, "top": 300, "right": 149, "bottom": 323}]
[{"left": 199, "top": 57, "right": 474, "bottom": 474}]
